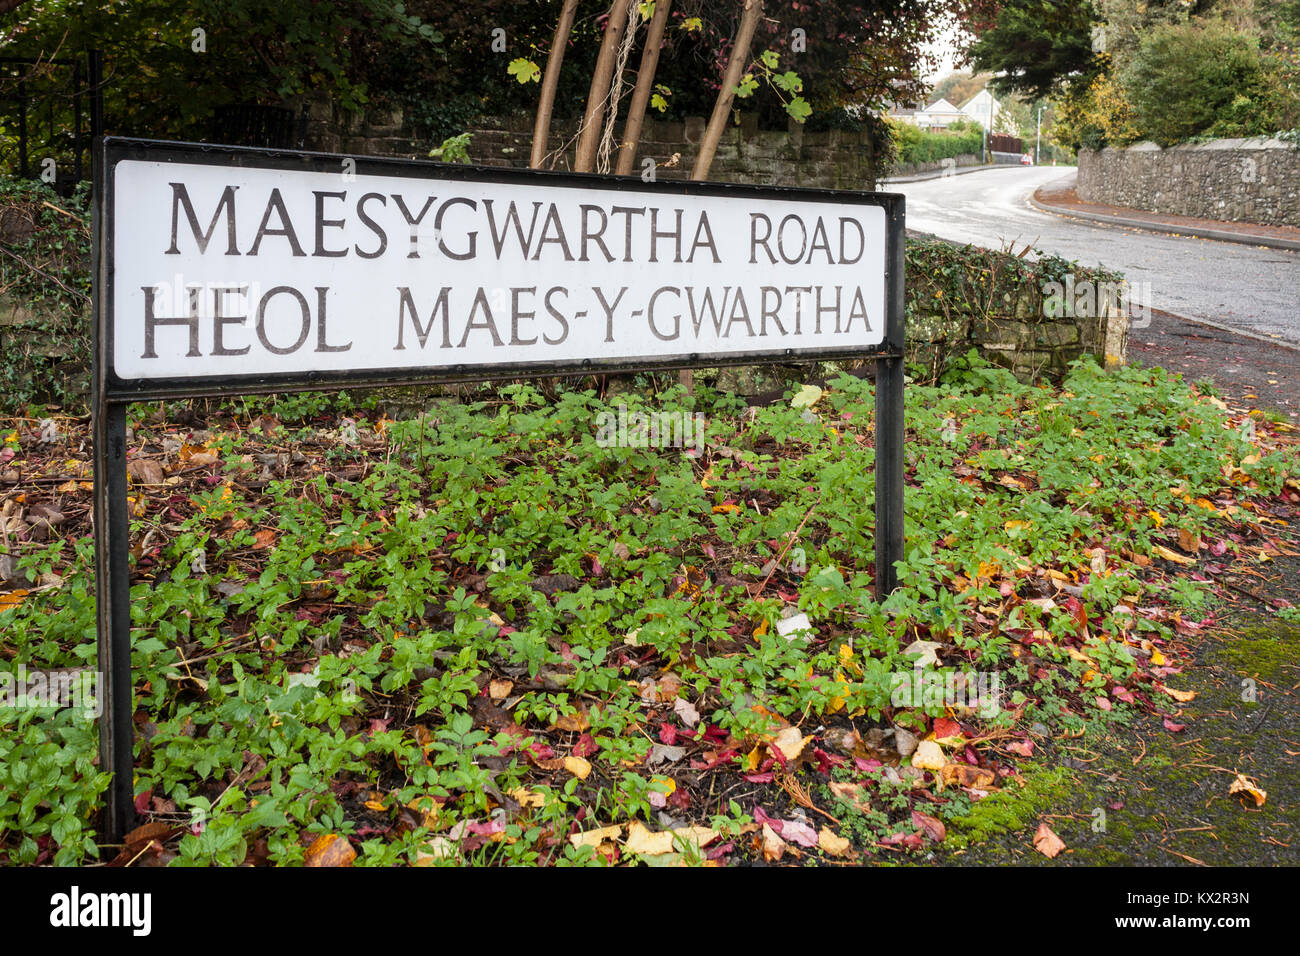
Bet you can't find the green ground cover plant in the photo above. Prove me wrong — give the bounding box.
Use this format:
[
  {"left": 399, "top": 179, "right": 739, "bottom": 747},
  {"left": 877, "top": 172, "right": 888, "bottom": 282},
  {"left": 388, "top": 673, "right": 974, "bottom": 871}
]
[{"left": 1, "top": 357, "right": 1296, "bottom": 865}]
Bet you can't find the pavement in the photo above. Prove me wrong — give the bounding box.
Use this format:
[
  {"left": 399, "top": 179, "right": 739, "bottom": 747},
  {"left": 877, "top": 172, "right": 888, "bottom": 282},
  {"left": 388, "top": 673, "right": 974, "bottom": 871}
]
[
  {"left": 1032, "top": 175, "right": 1300, "bottom": 253},
  {"left": 889, "top": 165, "right": 1300, "bottom": 418},
  {"left": 889, "top": 166, "right": 1300, "bottom": 346}
]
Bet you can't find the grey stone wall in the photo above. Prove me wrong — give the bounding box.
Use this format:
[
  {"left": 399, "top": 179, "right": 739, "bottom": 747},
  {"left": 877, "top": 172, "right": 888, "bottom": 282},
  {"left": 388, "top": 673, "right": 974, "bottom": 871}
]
[
  {"left": 301, "top": 101, "right": 880, "bottom": 191},
  {"left": 1077, "top": 138, "right": 1300, "bottom": 227}
]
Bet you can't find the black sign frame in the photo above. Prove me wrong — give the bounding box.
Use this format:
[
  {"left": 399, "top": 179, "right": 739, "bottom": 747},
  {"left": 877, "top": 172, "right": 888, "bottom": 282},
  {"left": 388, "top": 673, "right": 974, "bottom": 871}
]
[{"left": 91, "top": 137, "right": 905, "bottom": 842}]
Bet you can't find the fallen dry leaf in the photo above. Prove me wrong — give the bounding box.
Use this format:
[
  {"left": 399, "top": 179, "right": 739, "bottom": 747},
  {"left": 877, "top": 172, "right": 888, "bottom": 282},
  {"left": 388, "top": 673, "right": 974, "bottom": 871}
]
[
  {"left": 818, "top": 826, "right": 852, "bottom": 857},
  {"left": 911, "top": 739, "right": 946, "bottom": 771},
  {"left": 554, "top": 709, "right": 590, "bottom": 732},
  {"left": 625, "top": 821, "right": 717, "bottom": 856},
  {"left": 488, "top": 679, "right": 513, "bottom": 701},
  {"left": 1032, "top": 823, "right": 1066, "bottom": 859},
  {"left": 570, "top": 824, "right": 623, "bottom": 848},
  {"left": 303, "top": 833, "right": 356, "bottom": 867},
  {"left": 1228, "top": 773, "right": 1267, "bottom": 807},
  {"left": 912, "top": 809, "right": 946, "bottom": 843},
  {"left": 563, "top": 755, "right": 592, "bottom": 779},
  {"left": 828, "top": 781, "right": 871, "bottom": 814},
  {"left": 1153, "top": 544, "right": 1195, "bottom": 566},
  {"left": 772, "top": 726, "right": 812, "bottom": 761},
  {"left": 761, "top": 823, "right": 787, "bottom": 862}
]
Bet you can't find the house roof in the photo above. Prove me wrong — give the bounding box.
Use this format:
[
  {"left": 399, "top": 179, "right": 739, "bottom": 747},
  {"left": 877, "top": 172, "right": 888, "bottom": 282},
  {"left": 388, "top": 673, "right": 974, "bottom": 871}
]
[{"left": 923, "top": 97, "right": 962, "bottom": 114}]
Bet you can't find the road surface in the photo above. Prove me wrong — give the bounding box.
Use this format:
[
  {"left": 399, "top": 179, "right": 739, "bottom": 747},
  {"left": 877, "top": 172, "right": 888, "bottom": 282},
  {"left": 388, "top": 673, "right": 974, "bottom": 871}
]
[{"left": 888, "top": 166, "right": 1300, "bottom": 346}]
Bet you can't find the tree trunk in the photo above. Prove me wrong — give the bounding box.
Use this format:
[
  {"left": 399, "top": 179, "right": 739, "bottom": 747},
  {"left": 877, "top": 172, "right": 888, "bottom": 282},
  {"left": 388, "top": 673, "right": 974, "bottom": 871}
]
[
  {"left": 691, "top": 0, "right": 763, "bottom": 181},
  {"left": 615, "top": 0, "right": 674, "bottom": 176},
  {"left": 531, "top": 0, "right": 582, "bottom": 169},
  {"left": 574, "top": 0, "right": 634, "bottom": 173}
]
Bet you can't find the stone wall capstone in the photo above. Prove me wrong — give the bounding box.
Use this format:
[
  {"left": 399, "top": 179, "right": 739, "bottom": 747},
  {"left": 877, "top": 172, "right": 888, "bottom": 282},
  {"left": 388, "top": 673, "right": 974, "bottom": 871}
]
[{"left": 1077, "top": 137, "right": 1300, "bottom": 227}]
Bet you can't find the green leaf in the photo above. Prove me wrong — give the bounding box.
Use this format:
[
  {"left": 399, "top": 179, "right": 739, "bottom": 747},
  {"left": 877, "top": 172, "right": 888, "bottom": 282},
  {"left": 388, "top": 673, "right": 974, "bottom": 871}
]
[
  {"left": 785, "top": 96, "right": 812, "bottom": 123},
  {"left": 507, "top": 58, "right": 541, "bottom": 85}
]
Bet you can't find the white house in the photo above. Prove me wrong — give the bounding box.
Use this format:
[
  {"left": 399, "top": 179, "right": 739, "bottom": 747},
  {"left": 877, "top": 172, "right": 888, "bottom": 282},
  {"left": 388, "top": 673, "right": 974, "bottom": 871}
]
[
  {"left": 959, "top": 89, "right": 1000, "bottom": 131},
  {"left": 890, "top": 97, "right": 967, "bottom": 131}
]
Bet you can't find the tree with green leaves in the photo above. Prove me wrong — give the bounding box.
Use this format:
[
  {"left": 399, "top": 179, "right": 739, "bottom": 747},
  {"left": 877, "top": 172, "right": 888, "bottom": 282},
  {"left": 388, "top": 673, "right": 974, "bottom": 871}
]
[{"left": 967, "top": 0, "right": 1102, "bottom": 100}]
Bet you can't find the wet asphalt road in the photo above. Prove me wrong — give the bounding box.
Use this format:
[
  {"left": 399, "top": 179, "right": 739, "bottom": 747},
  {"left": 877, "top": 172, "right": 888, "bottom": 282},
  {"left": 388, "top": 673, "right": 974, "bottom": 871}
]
[{"left": 887, "top": 166, "right": 1300, "bottom": 348}]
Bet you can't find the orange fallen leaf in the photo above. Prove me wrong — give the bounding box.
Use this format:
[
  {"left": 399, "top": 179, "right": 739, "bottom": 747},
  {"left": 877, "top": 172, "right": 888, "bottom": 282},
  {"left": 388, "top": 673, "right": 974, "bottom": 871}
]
[
  {"left": 303, "top": 833, "right": 356, "bottom": 867},
  {"left": 252, "top": 529, "right": 277, "bottom": 550},
  {"left": 1229, "top": 774, "right": 1266, "bottom": 807},
  {"left": 1033, "top": 823, "right": 1066, "bottom": 859},
  {"left": 0, "top": 590, "right": 28, "bottom": 611}
]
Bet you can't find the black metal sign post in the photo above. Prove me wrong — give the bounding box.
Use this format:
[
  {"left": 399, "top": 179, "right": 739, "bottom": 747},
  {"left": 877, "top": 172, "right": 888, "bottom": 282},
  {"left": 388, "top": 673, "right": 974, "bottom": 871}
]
[{"left": 91, "top": 137, "right": 905, "bottom": 842}]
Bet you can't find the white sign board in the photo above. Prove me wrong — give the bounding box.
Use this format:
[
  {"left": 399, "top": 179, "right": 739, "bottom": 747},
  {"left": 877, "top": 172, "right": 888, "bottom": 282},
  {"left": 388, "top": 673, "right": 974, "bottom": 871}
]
[{"left": 104, "top": 145, "right": 888, "bottom": 393}]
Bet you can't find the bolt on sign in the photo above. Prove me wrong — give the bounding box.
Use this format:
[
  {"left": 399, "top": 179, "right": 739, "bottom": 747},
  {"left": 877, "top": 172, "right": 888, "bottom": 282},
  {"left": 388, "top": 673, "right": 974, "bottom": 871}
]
[{"left": 92, "top": 137, "right": 906, "bottom": 841}]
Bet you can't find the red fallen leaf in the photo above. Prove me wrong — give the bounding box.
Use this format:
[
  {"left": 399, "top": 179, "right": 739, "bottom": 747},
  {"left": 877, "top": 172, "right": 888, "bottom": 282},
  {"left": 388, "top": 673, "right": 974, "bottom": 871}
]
[
  {"left": 1095, "top": 697, "right": 1112, "bottom": 711},
  {"left": 706, "top": 841, "right": 735, "bottom": 861},
  {"left": 527, "top": 742, "right": 556, "bottom": 761},
  {"left": 1108, "top": 800, "right": 1125, "bottom": 811},
  {"left": 133, "top": 788, "right": 154, "bottom": 815},
  {"left": 668, "top": 786, "right": 691, "bottom": 811},
  {"left": 932, "top": 717, "right": 963, "bottom": 739},
  {"left": 559, "top": 643, "right": 576, "bottom": 662},
  {"left": 911, "top": 809, "right": 946, "bottom": 843},
  {"left": 1064, "top": 596, "right": 1089, "bottom": 636},
  {"left": 658, "top": 722, "right": 677, "bottom": 745},
  {"left": 1007, "top": 738, "right": 1034, "bottom": 757},
  {"left": 1163, "top": 718, "right": 1186, "bottom": 733},
  {"left": 702, "top": 724, "right": 730, "bottom": 742},
  {"left": 743, "top": 772, "right": 775, "bottom": 783},
  {"left": 1112, "top": 686, "right": 1136, "bottom": 704},
  {"left": 690, "top": 748, "right": 739, "bottom": 771},
  {"left": 589, "top": 553, "right": 603, "bottom": 576},
  {"left": 572, "top": 733, "right": 598, "bottom": 758},
  {"left": 878, "top": 830, "right": 924, "bottom": 851},
  {"left": 813, "top": 748, "right": 845, "bottom": 774},
  {"left": 854, "top": 757, "right": 883, "bottom": 773}
]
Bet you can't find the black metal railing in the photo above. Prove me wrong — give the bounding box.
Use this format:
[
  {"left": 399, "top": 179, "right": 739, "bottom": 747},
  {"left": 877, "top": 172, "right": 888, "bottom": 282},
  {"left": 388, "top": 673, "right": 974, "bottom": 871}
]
[{"left": 0, "top": 50, "right": 103, "bottom": 192}]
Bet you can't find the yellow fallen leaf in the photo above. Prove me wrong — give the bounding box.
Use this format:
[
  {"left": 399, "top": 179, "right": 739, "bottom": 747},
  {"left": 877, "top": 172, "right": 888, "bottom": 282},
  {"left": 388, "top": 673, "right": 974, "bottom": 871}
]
[
  {"left": 911, "top": 739, "right": 945, "bottom": 771},
  {"left": 1161, "top": 685, "right": 1195, "bottom": 703},
  {"left": 1153, "top": 544, "right": 1195, "bottom": 565},
  {"left": 790, "top": 384, "right": 823, "bottom": 409},
  {"left": 818, "top": 826, "right": 851, "bottom": 857},
  {"left": 761, "top": 823, "right": 786, "bottom": 861},
  {"left": 772, "top": 726, "right": 811, "bottom": 761},
  {"left": 488, "top": 679, "right": 514, "bottom": 701},
  {"left": 570, "top": 824, "right": 623, "bottom": 848},
  {"left": 624, "top": 821, "right": 716, "bottom": 856},
  {"left": 563, "top": 756, "right": 592, "bottom": 779},
  {"left": 509, "top": 787, "right": 546, "bottom": 809},
  {"left": 1004, "top": 519, "right": 1034, "bottom": 532},
  {"left": 1229, "top": 774, "right": 1266, "bottom": 807}
]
